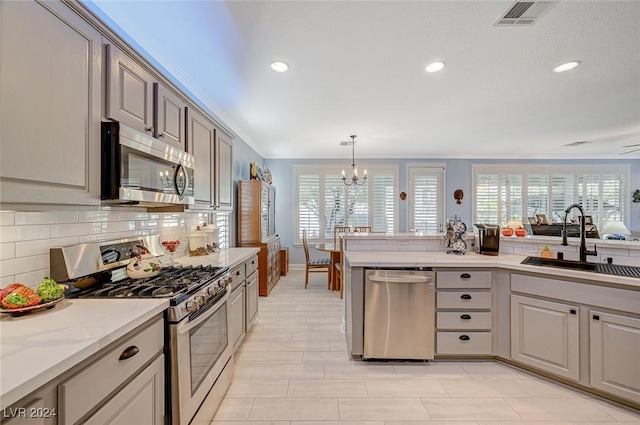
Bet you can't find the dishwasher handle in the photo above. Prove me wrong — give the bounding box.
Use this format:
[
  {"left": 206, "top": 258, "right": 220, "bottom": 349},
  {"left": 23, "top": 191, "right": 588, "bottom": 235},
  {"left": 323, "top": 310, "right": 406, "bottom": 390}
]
[{"left": 368, "top": 275, "right": 433, "bottom": 284}]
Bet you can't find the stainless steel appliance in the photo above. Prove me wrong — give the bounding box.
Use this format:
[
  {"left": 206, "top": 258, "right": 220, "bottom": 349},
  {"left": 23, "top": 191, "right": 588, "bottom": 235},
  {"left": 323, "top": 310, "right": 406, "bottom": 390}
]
[
  {"left": 50, "top": 237, "right": 232, "bottom": 425},
  {"left": 474, "top": 224, "right": 500, "bottom": 256},
  {"left": 363, "top": 268, "right": 435, "bottom": 360},
  {"left": 101, "top": 121, "right": 195, "bottom": 206}
]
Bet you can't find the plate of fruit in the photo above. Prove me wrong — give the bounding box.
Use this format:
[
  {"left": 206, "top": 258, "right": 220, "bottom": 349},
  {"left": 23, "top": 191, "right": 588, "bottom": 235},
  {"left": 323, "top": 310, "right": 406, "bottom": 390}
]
[{"left": 0, "top": 278, "right": 67, "bottom": 316}]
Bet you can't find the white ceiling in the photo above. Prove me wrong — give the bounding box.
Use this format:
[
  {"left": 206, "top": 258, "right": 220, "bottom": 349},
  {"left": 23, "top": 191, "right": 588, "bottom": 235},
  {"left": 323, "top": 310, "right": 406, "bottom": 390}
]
[{"left": 87, "top": 1, "right": 640, "bottom": 160}]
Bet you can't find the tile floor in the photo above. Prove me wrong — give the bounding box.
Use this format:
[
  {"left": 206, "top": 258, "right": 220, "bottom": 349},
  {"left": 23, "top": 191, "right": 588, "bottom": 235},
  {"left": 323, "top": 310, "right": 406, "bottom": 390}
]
[{"left": 208, "top": 270, "right": 640, "bottom": 424}]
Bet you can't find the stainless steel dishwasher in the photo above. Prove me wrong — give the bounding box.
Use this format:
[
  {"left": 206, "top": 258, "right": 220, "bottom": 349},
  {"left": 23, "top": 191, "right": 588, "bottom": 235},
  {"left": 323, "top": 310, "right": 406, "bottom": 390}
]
[{"left": 363, "top": 268, "right": 435, "bottom": 360}]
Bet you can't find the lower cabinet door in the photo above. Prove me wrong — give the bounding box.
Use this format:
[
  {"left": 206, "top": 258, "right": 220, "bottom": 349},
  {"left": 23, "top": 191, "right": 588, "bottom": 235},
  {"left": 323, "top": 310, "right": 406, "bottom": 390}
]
[
  {"left": 590, "top": 311, "right": 640, "bottom": 403},
  {"left": 245, "top": 272, "right": 259, "bottom": 331},
  {"left": 511, "top": 295, "right": 579, "bottom": 380},
  {"left": 84, "top": 355, "right": 164, "bottom": 425},
  {"left": 230, "top": 284, "right": 246, "bottom": 351}
]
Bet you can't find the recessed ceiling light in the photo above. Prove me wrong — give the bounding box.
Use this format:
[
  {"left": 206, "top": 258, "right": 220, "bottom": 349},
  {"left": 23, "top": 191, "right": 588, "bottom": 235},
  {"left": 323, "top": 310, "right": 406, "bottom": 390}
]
[
  {"left": 425, "top": 61, "right": 446, "bottom": 73},
  {"left": 553, "top": 61, "right": 580, "bottom": 73},
  {"left": 270, "top": 61, "right": 289, "bottom": 73}
]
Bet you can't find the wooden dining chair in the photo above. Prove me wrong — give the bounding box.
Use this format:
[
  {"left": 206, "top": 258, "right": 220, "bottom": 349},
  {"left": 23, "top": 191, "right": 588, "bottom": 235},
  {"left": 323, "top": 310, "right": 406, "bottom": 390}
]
[
  {"left": 354, "top": 226, "right": 372, "bottom": 232},
  {"left": 333, "top": 226, "right": 351, "bottom": 244},
  {"left": 336, "top": 235, "right": 345, "bottom": 299},
  {"left": 302, "top": 229, "right": 331, "bottom": 289}
]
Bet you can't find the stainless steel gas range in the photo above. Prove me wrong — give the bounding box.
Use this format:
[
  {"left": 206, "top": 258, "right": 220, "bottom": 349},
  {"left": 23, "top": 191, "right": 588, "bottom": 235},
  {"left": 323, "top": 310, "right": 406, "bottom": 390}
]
[{"left": 50, "top": 236, "right": 233, "bottom": 425}]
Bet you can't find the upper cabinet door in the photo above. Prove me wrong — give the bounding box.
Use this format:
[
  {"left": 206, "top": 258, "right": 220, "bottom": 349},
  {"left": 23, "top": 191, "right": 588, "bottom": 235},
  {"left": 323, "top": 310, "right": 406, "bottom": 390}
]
[
  {"left": 156, "top": 83, "right": 187, "bottom": 149},
  {"left": 214, "top": 131, "right": 233, "bottom": 210},
  {"left": 0, "top": 0, "right": 102, "bottom": 206},
  {"left": 106, "top": 44, "right": 155, "bottom": 135},
  {"left": 187, "top": 108, "right": 214, "bottom": 206}
]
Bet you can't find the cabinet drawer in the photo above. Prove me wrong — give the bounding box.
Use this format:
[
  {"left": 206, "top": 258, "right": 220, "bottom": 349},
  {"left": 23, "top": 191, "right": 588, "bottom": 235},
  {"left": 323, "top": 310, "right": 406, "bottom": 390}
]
[
  {"left": 246, "top": 255, "right": 258, "bottom": 277},
  {"left": 437, "top": 271, "right": 492, "bottom": 289},
  {"left": 437, "top": 312, "right": 492, "bottom": 330},
  {"left": 437, "top": 291, "right": 492, "bottom": 309},
  {"left": 59, "top": 318, "right": 163, "bottom": 425},
  {"left": 229, "top": 264, "right": 246, "bottom": 291},
  {"left": 437, "top": 331, "right": 492, "bottom": 355}
]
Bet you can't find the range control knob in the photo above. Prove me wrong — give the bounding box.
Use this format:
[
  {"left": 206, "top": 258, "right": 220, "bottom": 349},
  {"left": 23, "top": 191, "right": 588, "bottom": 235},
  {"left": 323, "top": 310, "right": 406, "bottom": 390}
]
[
  {"left": 185, "top": 300, "right": 196, "bottom": 313},
  {"left": 206, "top": 285, "right": 216, "bottom": 295},
  {"left": 197, "top": 295, "right": 206, "bottom": 307}
]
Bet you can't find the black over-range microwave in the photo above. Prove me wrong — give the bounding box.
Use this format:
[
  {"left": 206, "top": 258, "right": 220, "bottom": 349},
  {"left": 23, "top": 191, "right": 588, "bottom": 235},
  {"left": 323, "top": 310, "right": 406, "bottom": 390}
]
[{"left": 101, "top": 121, "right": 195, "bottom": 206}]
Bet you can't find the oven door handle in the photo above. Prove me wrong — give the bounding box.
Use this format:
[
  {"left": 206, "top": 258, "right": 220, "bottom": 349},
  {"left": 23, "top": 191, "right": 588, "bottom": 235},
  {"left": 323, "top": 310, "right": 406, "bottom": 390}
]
[{"left": 177, "top": 292, "right": 229, "bottom": 335}]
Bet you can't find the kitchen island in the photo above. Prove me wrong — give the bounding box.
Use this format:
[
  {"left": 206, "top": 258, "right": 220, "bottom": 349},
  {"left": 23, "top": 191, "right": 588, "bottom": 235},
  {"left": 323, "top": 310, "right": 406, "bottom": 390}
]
[{"left": 343, "top": 250, "right": 640, "bottom": 409}]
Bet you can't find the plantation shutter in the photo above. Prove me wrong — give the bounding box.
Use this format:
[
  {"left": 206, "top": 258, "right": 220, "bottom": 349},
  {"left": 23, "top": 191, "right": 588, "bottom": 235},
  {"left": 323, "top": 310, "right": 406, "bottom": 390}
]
[
  {"left": 347, "top": 183, "right": 369, "bottom": 228},
  {"left": 410, "top": 167, "right": 443, "bottom": 233},
  {"left": 298, "top": 173, "right": 321, "bottom": 239},
  {"left": 501, "top": 174, "right": 523, "bottom": 223},
  {"left": 551, "top": 175, "right": 573, "bottom": 223},
  {"left": 527, "top": 174, "right": 550, "bottom": 219},
  {"left": 476, "top": 174, "right": 499, "bottom": 224},
  {"left": 215, "top": 212, "right": 230, "bottom": 249},
  {"left": 323, "top": 173, "right": 346, "bottom": 240},
  {"left": 372, "top": 173, "right": 395, "bottom": 232},
  {"left": 601, "top": 173, "right": 625, "bottom": 224}
]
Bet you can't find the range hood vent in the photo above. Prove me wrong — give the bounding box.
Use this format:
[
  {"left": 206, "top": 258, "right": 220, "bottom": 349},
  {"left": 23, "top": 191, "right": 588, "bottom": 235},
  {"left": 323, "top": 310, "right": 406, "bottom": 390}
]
[{"left": 494, "top": 1, "right": 558, "bottom": 26}]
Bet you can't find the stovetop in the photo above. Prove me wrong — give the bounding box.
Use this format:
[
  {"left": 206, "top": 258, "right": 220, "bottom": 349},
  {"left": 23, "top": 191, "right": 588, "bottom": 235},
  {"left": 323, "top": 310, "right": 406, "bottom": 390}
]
[{"left": 68, "top": 265, "right": 229, "bottom": 306}]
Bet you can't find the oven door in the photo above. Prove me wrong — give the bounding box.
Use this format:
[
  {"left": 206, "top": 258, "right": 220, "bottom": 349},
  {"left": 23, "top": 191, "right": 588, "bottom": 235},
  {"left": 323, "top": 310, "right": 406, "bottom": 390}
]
[{"left": 169, "top": 292, "right": 231, "bottom": 425}]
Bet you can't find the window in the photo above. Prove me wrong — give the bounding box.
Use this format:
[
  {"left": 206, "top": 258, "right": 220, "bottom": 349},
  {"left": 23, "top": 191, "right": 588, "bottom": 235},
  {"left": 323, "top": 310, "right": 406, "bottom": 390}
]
[
  {"left": 408, "top": 166, "right": 445, "bottom": 233},
  {"left": 214, "top": 211, "right": 230, "bottom": 248},
  {"left": 472, "top": 165, "right": 630, "bottom": 230},
  {"left": 294, "top": 165, "right": 399, "bottom": 243}
]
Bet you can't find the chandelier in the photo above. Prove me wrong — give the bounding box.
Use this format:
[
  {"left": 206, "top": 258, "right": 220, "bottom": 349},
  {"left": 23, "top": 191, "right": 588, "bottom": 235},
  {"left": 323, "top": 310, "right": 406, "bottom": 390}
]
[{"left": 342, "top": 135, "right": 367, "bottom": 186}]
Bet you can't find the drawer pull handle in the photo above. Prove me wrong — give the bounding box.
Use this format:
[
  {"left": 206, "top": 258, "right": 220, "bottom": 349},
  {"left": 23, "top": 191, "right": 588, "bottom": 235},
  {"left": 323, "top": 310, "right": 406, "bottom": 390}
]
[
  {"left": 459, "top": 335, "right": 470, "bottom": 341},
  {"left": 460, "top": 273, "right": 471, "bottom": 279},
  {"left": 570, "top": 309, "right": 576, "bottom": 315},
  {"left": 593, "top": 314, "right": 600, "bottom": 321},
  {"left": 460, "top": 294, "right": 472, "bottom": 300},
  {"left": 119, "top": 346, "right": 140, "bottom": 361},
  {"left": 460, "top": 314, "right": 471, "bottom": 320}
]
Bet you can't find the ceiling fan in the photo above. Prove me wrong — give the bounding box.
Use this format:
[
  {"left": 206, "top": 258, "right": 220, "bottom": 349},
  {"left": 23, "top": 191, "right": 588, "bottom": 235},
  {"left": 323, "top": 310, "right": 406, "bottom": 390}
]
[{"left": 619, "top": 144, "right": 640, "bottom": 155}]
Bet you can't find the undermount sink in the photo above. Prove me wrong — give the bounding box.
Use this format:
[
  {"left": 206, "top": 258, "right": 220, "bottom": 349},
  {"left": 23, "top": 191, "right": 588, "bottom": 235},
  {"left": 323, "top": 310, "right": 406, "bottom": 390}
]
[{"left": 521, "top": 256, "right": 640, "bottom": 279}]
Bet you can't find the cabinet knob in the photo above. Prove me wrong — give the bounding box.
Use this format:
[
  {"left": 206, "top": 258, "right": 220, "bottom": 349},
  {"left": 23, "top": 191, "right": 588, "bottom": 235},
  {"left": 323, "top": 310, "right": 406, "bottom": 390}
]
[
  {"left": 158, "top": 132, "right": 165, "bottom": 138},
  {"left": 460, "top": 273, "right": 471, "bottom": 279},
  {"left": 570, "top": 309, "right": 577, "bottom": 315},
  {"left": 593, "top": 314, "right": 600, "bottom": 321},
  {"left": 460, "top": 294, "right": 472, "bottom": 300},
  {"left": 459, "top": 335, "right": 470, "bottom": 341},
  {"left": 145, "top": 126, "right": 153, "bottom": 133},
  {"left": 460, "top": 314, "right": 471, "bottom": 320},
  {"left": 119, "top": 346, "right": 140, "bottom": 360}
]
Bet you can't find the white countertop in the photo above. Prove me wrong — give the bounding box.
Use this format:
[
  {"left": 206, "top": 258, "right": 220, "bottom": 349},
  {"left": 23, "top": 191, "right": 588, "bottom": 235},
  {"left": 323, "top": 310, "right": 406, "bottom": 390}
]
[
  {"left": 345, "top": 251, "right": 640, "bottom": 290},
  {"left": 0, "top": 298, "right": 168, "bottom": 409},
  {"left": 173, "top": 247, "right": 260, "bottom": 269}
]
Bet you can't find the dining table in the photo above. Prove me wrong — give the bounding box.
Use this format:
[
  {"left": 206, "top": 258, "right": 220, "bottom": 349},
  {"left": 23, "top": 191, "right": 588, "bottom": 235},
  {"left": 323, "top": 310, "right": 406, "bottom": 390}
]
[{"left": 314, "top": 243, "right": 341, "bottom": 291}]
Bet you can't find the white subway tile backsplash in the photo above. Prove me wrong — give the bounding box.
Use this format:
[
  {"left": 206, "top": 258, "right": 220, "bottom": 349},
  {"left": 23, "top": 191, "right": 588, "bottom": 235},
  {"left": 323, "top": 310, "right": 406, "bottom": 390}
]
[
  {"left": 100, "top": 221, "right": 136, "bottom": 233},
  {"left": 0, "top": 211, "right": 15, "bottom": 226},
  {"left": 78, "top": 211, "right": 150, "bottom": 222},
  {"left": 15, "top": 237, "right": 79, "bottom": 257},
  {"left": 51, "top": 223, "right": 101, "bottom": 238},
  {"left": 0, "top": 276, "right": 14, "bottom": 287},
  {"left": 14, "top": 268, "right": 51, "bottom": 287},
  {"left": 0, "top": 254, "right": 49, "bottom": 278},
  {"left": 1, "top": 243, "right": 16, "bottom": 260},
  {"left": 14, "top": 211, "right": 78, "bottom": 225},
  {"left": 136, "top": 220, "right": 159, "bottom": 230},
  {"left": 0, "top": 225, "right": 51, "bottom": 243}
]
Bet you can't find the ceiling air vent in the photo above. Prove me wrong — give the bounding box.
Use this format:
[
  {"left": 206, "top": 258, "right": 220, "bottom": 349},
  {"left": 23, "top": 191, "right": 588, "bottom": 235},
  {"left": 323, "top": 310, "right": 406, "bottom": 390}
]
[
  {"left": 494, "top": 1, "right": 558, "bottom": 27},
  {"left": 564, "top": 141, "right": 591, "bottom": 147}
]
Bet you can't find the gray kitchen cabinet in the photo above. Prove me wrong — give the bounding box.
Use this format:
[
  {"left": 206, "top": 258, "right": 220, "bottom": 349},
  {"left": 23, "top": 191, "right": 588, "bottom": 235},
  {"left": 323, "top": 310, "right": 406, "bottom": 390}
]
[
  {"left": 155, "top": 83, "right": 187, "bottom": 150},
  {"left": 246, "top": 269, "right": 259, "bottom": 331},
  {"left": 106, "top": 43, "right": 155, "bottom": 136},
  {"left": 229, "top": 262, "right": 247, "bottom": 353},
  {"left": 511, "top": 294, "right": 580, "bottom": 381},
  {"left": 187, "top": 108, "right": 215, "bottom": 207},
  {"left": 1, "top": 384, "right": 57, "bottom": 425},
  {"left": 436, "top": 270, "right": 493, "bottom": 356},
  {"left": 589, "top": 311, "right": 640, "bottom": 403},
  {"left": 106, "top": 44, "right": 187, "bottom": 150},
  {"left": 0, "top": 0, "right": 101, "bottom": 206},
  {"left": 83, "top": 356, "right": 164, "bottom": 425},
  {"left": 59, "top": 316, "right": 165, "bottom": 425},
  {"left": 214, "top": 130, "right": 233, "bottom": 210}
]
